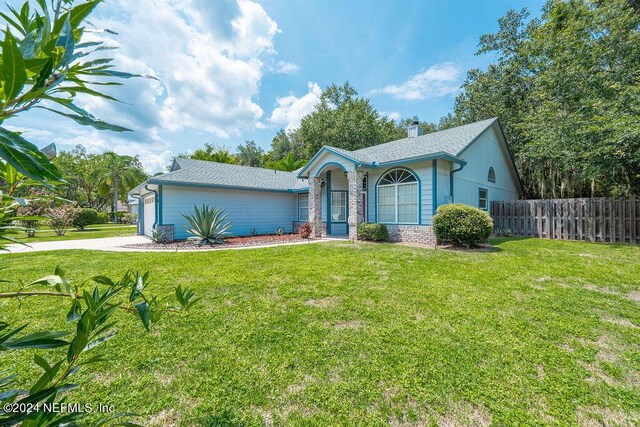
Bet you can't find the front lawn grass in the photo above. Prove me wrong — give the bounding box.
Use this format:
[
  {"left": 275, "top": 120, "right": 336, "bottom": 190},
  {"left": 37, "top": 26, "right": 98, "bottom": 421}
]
[
  {"left": 1, "top": 238, "right": 639, "bottom": 426},
  {"left": 15, "top": 224, "right": 136, "bottom": 242}
]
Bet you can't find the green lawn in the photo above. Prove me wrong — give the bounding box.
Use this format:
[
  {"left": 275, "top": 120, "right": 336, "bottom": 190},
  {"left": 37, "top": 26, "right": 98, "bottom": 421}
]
[
  {"left": 1, "top": 239, "right": 639, "bottom": 426},
  {"left": 15, "top": 224, "right": 136, "bottom": 242}
]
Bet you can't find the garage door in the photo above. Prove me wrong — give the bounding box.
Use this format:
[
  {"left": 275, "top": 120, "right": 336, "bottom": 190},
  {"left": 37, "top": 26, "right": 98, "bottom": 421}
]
[{"left": 143, "top": 196, "right": 155, "bottom": 237}]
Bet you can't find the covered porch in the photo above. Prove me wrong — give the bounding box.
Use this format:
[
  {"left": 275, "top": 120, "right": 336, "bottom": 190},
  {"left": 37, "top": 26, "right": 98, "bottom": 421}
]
[{"left": 297, "top": 149, "right": 365, "bottom": 240}]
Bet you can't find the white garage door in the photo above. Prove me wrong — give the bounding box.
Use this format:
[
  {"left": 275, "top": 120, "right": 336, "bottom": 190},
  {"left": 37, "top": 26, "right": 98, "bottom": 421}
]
[{"left": 143, "top": 196, "right": 155, "bottom": 237}]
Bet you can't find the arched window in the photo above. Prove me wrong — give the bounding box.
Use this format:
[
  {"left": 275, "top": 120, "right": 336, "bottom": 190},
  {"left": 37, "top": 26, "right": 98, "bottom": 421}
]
[
  {"left": 488, "top": 167, "right": 496, "bottom": 183},
  {"left": 377, "top": 169, "right": 418, "bottom": 224}
]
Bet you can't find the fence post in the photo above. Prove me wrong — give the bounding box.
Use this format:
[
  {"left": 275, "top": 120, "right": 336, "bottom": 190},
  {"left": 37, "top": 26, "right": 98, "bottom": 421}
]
[
  {"left": 631, "top": 195, "right": 637, "bottom": 244},
  {"left": 577, "top": 199, "right": 584, "bottom": 241},
  {"left": 620, "top": 198, "right": 627, "bottom": 243}
]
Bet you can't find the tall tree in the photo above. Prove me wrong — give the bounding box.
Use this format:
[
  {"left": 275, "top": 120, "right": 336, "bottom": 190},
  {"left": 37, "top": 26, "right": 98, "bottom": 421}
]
[
  {"left": 236, "top": 140, "right": 264, "bottom": 167},
  {"left": 450, "top": 0, "right": 640, "bottom": 197},
  {"left": 268, "top": 128, "right": 307, "bottom": 162},
  {"left": 54, "top": 145, "right": 109, "bottom": 209},
  {"left": 298, "top": 82, "right": 402, "bottom": 157},
  {"left": 99, "top": 152, "right": 147, "bottom": 220},
  {"left": 265, "top": 152, "right": 307, "bottom": 172},
  {"left": 183, "top": 143, "right": 237, "bottom": 164}
]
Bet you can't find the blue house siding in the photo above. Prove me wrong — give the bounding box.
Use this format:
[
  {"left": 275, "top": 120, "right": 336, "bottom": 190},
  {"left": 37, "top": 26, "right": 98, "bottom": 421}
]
[
  {"left": 161, "top": 185, "right": 298, "bottom": 239},
  {"left": 453, "top": 126, "right": 519, "bottom": 208}
]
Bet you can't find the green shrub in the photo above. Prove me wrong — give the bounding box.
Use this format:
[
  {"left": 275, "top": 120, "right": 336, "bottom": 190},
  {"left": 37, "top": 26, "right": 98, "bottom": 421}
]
[
  {"left": 96, "top": 212, "right": 109, "bottom": 224},
  {"left": 73, "top": 208, "right": 99, "bottom": 230},
  {"left": 357, "top": 223, "right": 389, "bottom": 241},
  {"left": 432, "top": 204, "right": 493, "bottom": 247}
]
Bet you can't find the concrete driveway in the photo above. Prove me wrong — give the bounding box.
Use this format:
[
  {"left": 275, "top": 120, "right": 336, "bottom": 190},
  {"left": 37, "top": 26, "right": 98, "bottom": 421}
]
[{"left": 5, "top": 235, "right": 150, "bottom": 253}]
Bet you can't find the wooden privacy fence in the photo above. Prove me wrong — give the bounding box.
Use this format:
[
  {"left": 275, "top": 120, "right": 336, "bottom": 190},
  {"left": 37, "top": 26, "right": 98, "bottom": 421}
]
[{"left": 490, "top": 197, "right": 639, "bottom": 244}]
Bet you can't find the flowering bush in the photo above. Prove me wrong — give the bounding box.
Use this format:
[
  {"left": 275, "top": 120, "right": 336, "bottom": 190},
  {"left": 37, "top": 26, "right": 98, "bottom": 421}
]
[
  {"left": 297, "top": 222, "right": 312, "bottom": 239},
  {"left": 47, "top": 205, "right": 81, "bottom": 236},
  {"left": 17, "top": 198, "right": 49, "bottom": 237}
]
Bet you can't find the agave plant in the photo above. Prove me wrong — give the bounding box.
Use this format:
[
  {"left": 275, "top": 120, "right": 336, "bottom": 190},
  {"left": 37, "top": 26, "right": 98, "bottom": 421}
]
[{"left": 180, "top": 205, "right": 233, "bottom": 245}]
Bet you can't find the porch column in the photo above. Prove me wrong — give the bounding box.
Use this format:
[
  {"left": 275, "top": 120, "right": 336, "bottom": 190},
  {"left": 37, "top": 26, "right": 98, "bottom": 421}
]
[
  {"left": 347, "top": 169, "right": 364, "bottom": 240},
  {"left": 309, "top": 177, "right": 323, "bottom": 238}
]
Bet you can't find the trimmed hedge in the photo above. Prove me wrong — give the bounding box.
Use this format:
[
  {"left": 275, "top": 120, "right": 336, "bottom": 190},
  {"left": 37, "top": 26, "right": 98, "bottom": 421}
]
[
  {"left": 96, "top": 212, "right": 109, "bottom": 224},
  {"left": 72, "top": 208, "right": 99, "bottom": 231},
  {"left": 432, "top": 204, "right": 493, "bottom": 247},
  {"left": 357, "top": 223, "right": 389, "bottom": 242}
]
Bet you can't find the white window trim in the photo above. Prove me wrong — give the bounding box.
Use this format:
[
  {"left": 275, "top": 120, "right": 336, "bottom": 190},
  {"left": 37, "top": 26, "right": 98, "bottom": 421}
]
[
  {"left": 478, "top": 188, "right": 488, "bottom": 211},
  {"left": 330, "top": 191, "right": 347, "bottom": 223},
  {"left": 298, "top": 193, "right": 309, "bottom": 221},
  {"left": 377, "top": 181, "right": 419, "bottom": 224}
]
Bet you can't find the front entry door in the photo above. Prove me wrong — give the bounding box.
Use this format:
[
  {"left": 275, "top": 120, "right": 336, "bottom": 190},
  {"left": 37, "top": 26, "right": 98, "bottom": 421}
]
[{"left": 329, "top": 191, "right": 348, "bottom": 235}]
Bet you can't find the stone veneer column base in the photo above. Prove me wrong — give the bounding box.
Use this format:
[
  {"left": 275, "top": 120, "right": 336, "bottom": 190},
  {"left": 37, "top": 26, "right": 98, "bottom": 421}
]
[
  {"left": 156, "top": 224, "right": 175, "bottom": 242},
  {"left": 385, "top": 225, "right": 436, "bottom": 245},
  {"left": 293, "top": 221, "right": 327, "bottom": 237}
]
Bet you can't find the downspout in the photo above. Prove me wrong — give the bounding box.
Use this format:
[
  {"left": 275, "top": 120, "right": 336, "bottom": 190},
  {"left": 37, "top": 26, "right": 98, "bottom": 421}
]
[
  {"left": 130, "top": 193, "right": 141, "bottom": 235},
  {"left": 326, "top": 170, "right": 332, "bottom": 235},
  {"left": 432, "top": 159, "right": 438, "bottom": 216},
  {"left": 145, "top": 185, "right": 159, "bottom": 232},
  {"left": 450, "top": 163, "right": 466, "bottom": 203}
]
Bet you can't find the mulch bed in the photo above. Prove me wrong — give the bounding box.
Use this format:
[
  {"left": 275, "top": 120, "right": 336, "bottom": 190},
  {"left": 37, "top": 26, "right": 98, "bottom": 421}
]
[{"left": 124, "top": 233, "right": 307, "bottom": 251}]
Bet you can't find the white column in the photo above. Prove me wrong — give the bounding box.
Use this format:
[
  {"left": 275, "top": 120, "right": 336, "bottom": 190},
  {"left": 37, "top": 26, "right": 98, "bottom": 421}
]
[
  {"left": 347, "top": 169, "right": 364, "bottom": 240},
  {"left": 309, "top": 177, "right": 323, "bottom": 238}
]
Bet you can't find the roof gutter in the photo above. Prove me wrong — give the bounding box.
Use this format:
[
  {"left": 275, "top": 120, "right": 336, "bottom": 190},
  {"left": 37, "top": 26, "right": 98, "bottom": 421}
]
[
  {"left": 147, "top": 179, "right": 305, "bottom": 193},
  {"left": 369, "top": 152, "right": 466, "bottom": 169}
]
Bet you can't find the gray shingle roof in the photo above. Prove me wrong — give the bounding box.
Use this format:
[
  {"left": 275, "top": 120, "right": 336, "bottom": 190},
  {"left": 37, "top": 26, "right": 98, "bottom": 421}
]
[
  {"left": 148, "top": 158, "right": 307, "bottom": 191},
  {"left": 130, "top": 118, "right": 503, "bottom": 195},
  {"left": 337, "top": 118, "right": 497, "bottom": 165},
  {"left": 353, "top": 117, "right": 496, "bottom": 163}
]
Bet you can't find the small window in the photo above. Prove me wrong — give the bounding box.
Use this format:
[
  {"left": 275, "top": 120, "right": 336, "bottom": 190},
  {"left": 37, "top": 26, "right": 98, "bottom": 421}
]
[
  {"left": 478, "top": 188, "right": 488, "bottom": 211},
  {"left": 331, "top": 191, "right": 346, "bottom": 222},
  {"left": 488, "top": 167, "right": 496, "bottom": 183},
  {"left": 298, "top": 193, "right": 309, "bottom": 221}
]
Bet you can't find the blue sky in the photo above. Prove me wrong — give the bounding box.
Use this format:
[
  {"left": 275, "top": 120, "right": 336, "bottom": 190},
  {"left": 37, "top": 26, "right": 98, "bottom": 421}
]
[{"left": 6, "top": 0, "right": 544, "bottom": 172}]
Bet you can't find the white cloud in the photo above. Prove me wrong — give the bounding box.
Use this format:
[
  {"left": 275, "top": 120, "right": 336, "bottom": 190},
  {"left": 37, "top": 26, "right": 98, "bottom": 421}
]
[
  {"left": 372, "top": 63, "right": 461, "bottom": 101},
  {"left": 4, "top": 0, "right": 298, "bottom": 173},
  {"left": 82, "top": 0, "right": 282, "bottom": 138},
  {"left": 270, "top": 82, "right": 322, "bottom": 131},
  {"left": 382, "top": 111, "right": 401, "bottom": 121},
  {"left": 273, "top": 60, "right": 300, "bottom": 75}
]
